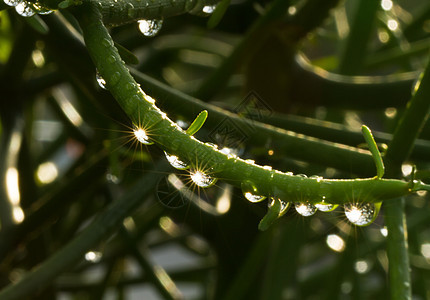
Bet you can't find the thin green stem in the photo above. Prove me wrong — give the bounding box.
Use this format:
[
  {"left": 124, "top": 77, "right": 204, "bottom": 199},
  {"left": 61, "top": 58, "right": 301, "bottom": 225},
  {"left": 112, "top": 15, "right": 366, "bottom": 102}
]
[
  {"left": 337, "top": 0, "right": 379, "bottom": 75},
  {"left": 383, "top": 55, "right": 430, "bottom": 300}
]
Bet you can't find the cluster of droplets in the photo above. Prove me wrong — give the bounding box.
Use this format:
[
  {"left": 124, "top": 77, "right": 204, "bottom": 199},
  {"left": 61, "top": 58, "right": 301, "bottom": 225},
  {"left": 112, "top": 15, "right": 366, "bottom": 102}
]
[
  {"left": 241, "top": 176, "right": 377, "bottom": 226},
  {"left": 138, "top": 19, "right": 163, "bottom": 37},
  {"left": 3, "top": 0, "right": 53, "bottom": 17},
  {"left": 129, "top": 109, "right": 377, "bottom": 227}
]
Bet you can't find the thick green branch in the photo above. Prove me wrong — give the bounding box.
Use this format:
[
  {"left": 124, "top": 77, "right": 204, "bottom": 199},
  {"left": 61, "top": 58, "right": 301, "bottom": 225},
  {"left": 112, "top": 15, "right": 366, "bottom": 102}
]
[{"left": 73, "top": 3, "right": 429, "bottom": 207}]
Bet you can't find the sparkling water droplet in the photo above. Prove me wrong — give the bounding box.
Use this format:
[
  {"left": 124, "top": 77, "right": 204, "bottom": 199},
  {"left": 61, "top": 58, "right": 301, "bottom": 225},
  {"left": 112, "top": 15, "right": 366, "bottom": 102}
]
[
  {"left": 241, "top": 180, "right": 265, "bottom": 203},
  {"left": 164, "top": 152, "right": 188, "bottom": 170},
  {"left": 202, "top": 4, "right": 216, "bottom": 14},
  {"left": 144, "top": 94, "right": 156, "bottom": 104},
  {"left": 33, "top": 3, "right": 53, "bottom": 14},
  {"left": 96, "top": 70, "right": 107, "bottom": 89},
  {"left": 4, "top": 0, "right": 20, "bottom": 7},
  {"left": 138, "top": 19, "right": 163, "bottom": 37},
  {"left": 190, "top": 170, "right": 217, "bottom": 188},
  {"left": 244, "top": 192, "right": 265, "bottom": 203},
  {"left": 133, "top": 128, "right": 152, "bottom": 144},
  {"left": 315, "top": 203, "right": 337, "bottom": 212},
  {"left": 15, "top": 1, "right": 35, "bottom": 17},
  {"left": 295, "top": 202, "right": 317, "bottom": 217},
  {"left": 279, "top": 200, "right": 290, "bottom": 216},
  {"left": 344, "top": 203, "right": 375, "bottom": 226}
]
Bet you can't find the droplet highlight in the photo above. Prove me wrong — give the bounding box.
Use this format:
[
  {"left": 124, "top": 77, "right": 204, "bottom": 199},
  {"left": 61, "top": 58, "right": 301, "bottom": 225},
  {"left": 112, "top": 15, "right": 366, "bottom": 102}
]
[
  {"left": 96, "top": 70, "right": 107, "bottom": 89},
  {"left": 315, "top": 203, "right": 337, "bottom": 212},
  {"left": 344, "top": 203, "right": 375, "bottom": 226},
  {"left": 295, "top": 202, "right": 317, "bottom": 217},
  {"left": 133, "top": 128, "right": 152, "bottom": 145},
  {"left": 241, "top": 180, "right": 265, "bottom": 203},
  {"left": 190, "top": 170, "right": 217, "bottom": 188},
  {"left": 138, "top": 19, "right": 163, "bottom": 37},
  {"left": 15, "top": 1, "right": 35, "bottom": 17},
  {"left": 164, "top": 152, "right": 188, "bottom": 170},
  {"left": 4, "top": 0, "right": 20, "bottom": 7},
  {"left": 202, "top": 4, "right": 216, "bottom": 14}
]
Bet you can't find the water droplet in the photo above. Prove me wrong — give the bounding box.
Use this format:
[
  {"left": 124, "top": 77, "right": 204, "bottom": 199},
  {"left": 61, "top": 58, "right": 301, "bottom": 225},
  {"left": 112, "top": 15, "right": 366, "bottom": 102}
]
[
  {"left": 241, "top": 180, "right": 265, "bottom": 203},
  {"left": 138, "top": 19, "right": 163, "bottom": 37},
  {"left": 127, "top": 3, "right": 135, "bottom": 18},
  {"left": 144, "top": 94, "right": 156, "bottom": 104},
  {"left": 202, "top": 4, "right": 216, "bottom": 14},
  {"left": 102, "top": 38, "right": 112, "bottom": 47},
  {"left": 315, "top": 203, "right": 337, "bottom": 212},
  {"left": 107, "top": 55, "right": 116, "bottom": 63},
  {"left": 110, "top": 72, "right": 121, "bottom": 86},
  {"left": 244, "top": 192, "right": 265, "bottom": 203},
  {"left": 15, "top": 1, "right": 35, "bottom": 17},
  {"left": 133, "top": 127, "right": 152, "bottom": 144},
  {"left": 279, "top": 200, "right": 290, "bottom": 216},
  {"left": 344, "top": 203, "right": 375, "bottom": 226},
  {"left": 125, "top": 82, "right": 135, "bottom": 91},
  {"left": 164, "top": 152, "right": 188, "bottom": 170},
  {"left": 3, "top": 0, "right": 20, "bottom": 7},
  {"left": 295, "top": 202, "right": 317, "bottom": 217},
  {"left": 190, "top": 170, "right": 217, "bottom": 188},
  {"left": 263, "top": 165, "right": 272, "bottom": 171},
  {"left": 85, "top": 251, "right": 102, "bottom": 263},
  {"left": 32, "top": 3, "right": 53, "bottom": 14},
  {"left": 96, "top": 70, "right": 107, "bottom": 89},
  {"left": 296, "top": 174, "right": 308, "bottom": 178}
]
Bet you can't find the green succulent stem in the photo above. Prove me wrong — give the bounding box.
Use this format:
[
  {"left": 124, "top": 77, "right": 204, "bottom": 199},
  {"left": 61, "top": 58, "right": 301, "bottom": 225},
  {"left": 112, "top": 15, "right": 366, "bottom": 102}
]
[
  {"left": 382, "top": 54, "right": 430, "bottom": 300},
  {"left": 75, "top": 3, "right": 428, "bottom": 207}
]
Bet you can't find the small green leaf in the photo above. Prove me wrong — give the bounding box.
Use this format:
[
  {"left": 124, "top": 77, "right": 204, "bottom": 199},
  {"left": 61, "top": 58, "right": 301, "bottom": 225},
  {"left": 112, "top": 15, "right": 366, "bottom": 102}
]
[
  {"left": 186, "top": 110, "right": 208, "bottom": 136},
  {"left": 207, "top": 0, "right": 230, "bottom": 29},
  {"left": 25, "top": 15, "right": 49, "bottom": 35},
  {"left": 258, "top": 198, "right": 281, "bottom": 231},
  {"left": 114, "top": 42, "right": 139, "bottom": 65},
  {"left": 362, "top": 125, "right": 385, "bottom": 179}
]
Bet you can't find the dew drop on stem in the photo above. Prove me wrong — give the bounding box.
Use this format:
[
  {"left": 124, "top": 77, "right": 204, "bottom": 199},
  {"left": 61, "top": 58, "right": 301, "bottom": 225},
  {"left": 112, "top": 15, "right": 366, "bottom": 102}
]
[
  {"left": 133, "top": 127, "right": 152, "bottom": 145},
  {"left": 3, "top": 0, "right": 20, "bottom": 7},
  {"left": 96, "top": 70, "right": 107, "bottom": 89},
  {"left": 164, "top": 152, "right": 189, "bottom": 170},
  {"left": 344, "top": 203, "right": 375, "bottom": 226},
  {"left": 202, "top": 4, "right": 216, "bottom": 14},
  {"left": 279, "top": 200, "right": 290, "bottom": 216},
  {"left": 295, "top": 202, "right": 317, "bottom": 216},
  {"left": 190, "top": 170, "right": 217, "bottom": 188},
  {"left": 241, "top": 180, "right": 266, "bottom": 203},
  {"left": 315, "top": 202, "right": 337, "bottom": 212},
  {"left": 138, "top": 19, "right": 163, "bottom": 37},
  {"left": 15, "top": 1, "right": 35, "bottom": 17}
]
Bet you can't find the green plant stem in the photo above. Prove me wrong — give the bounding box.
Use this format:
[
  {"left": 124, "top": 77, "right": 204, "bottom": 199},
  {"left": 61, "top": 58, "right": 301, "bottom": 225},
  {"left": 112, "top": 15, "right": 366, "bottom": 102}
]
[
  {"left": 129, "top": 67, "right": 379, "bottom": 174},
  {"left": 292, "top": 53, "right": 417, "bottom": 109},
  {"left": 337, "top": 0, "right": 379, "bottom": 75},
  {"left": 383, "top": 56, "right": 430, "bottom": 300},
  {"left": 75, "top": 4, "right": 427, "bottom": 208},
  {"left": 0, "top": 162, "right": 167, "bottom": 300}
]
